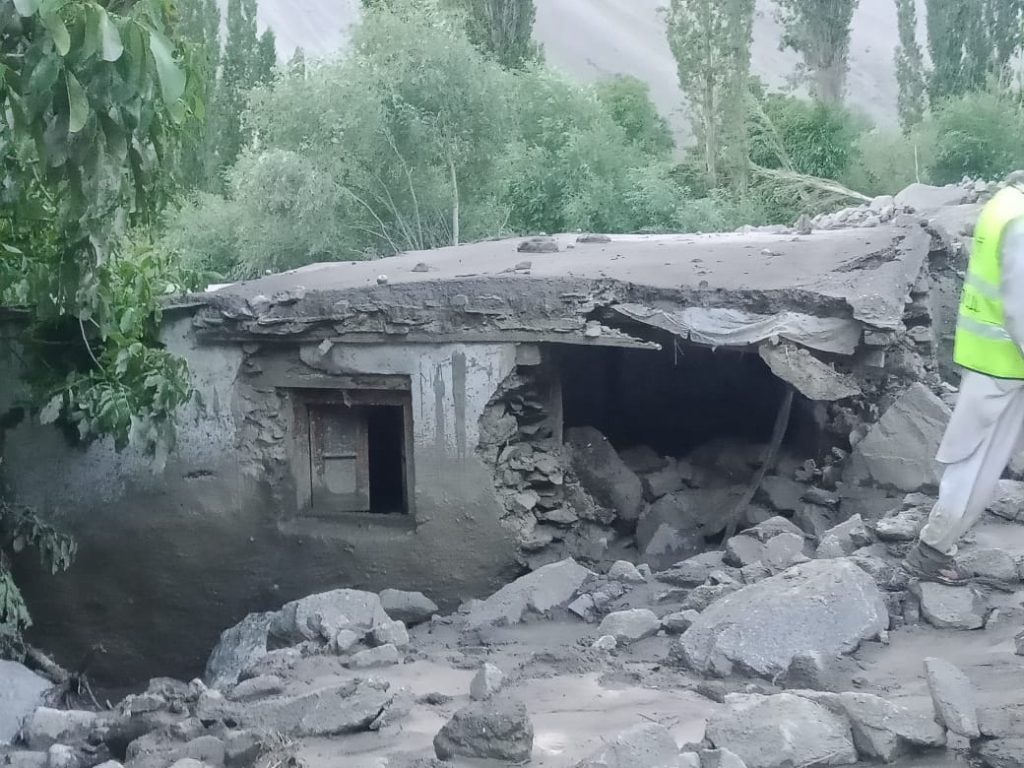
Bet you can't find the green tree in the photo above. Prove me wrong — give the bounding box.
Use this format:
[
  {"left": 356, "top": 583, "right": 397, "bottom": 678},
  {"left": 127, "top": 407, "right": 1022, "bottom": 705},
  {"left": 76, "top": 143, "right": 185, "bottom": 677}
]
[
  {"left": 895, "top": 0, "right": 927, "bottom": 131},
  {"left": 775, "top": 0, "right": 858, "bottom": 105},
  {"left": 175, "top": 0, "right": 222, "bottom": 189},
  {"left": 928, "top": 86, "right": 1024, "bottom": 184},
  {"left": 594, "top": 75, "right": 675, "bottom": 156},
  {"left": 749, "top": 93, "right": 860, "bottom": 180},
  {"left": 288, "top": 46, "right": 306, "bottom": 78},
  {"left": 0, "top": 0, "right": 201, "bottom": 652},
  {"left": 458, "top": 0, "right": 539, "bottom": 69},
  {"left": 667, "top": 0, "right": 756, "bottom": 189}
]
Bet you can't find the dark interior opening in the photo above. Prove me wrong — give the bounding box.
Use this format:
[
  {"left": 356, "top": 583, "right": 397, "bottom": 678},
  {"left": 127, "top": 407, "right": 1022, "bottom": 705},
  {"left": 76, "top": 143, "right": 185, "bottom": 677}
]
[
  {"left": 559, "top": 334, "right": 795, "bottom": 457},
  {"left": 367, "top": 405, "right": 407, "bottom": 514}
]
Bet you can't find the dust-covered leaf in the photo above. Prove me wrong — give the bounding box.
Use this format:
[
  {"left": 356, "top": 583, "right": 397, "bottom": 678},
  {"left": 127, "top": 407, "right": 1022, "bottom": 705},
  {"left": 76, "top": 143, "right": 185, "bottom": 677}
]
[
  {"left": 147, "top": 28, "right": 186, "bottom": 106},
  {"left": 41, "top": 12, "right": 71, "bottom": 56},
  {"left": 39, "top": 394, "right": 63, "bottom": 424},
  {"left": 66, "top": 71, "right": 88, "bottom": 132},
  {"left": 12, "top": 0, "right": 37, "bottom": 16},
  {"left": 97, "top": 7, "right": 124, "bottom": 62}
]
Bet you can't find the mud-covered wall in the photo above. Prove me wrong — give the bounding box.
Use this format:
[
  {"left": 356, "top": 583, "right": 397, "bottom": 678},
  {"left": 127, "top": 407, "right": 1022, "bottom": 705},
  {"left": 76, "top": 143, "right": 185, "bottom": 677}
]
[{"left": 0, "top": 312, "right": 520, "bottom": 684}]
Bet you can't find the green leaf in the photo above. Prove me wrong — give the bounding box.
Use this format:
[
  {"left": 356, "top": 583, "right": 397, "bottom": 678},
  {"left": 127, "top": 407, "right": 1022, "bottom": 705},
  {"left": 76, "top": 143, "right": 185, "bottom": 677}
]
[
  {"left": 147, "top": 28, "right": 186, "bottom": 107},
  {"left": 41, "top": 12, "right": 71, "bottom": 57},
  {"left": 39, "top": 394, "right": 63, "bottom": 425},
  {"left": 12, "top": 0, "right": 37, "bottom": 16},
  {"left": 97, "top": 7, "right": 124, "bottom": 62},
  {"left": 66, "top": 71, "right": 88, "bottom": 133}
]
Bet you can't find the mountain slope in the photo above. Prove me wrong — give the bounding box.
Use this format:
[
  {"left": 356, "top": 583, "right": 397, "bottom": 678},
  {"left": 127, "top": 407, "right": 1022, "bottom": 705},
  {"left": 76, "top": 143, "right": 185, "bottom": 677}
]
[{"left": 248, "top": 0, "right": 916, "bottom": 139}]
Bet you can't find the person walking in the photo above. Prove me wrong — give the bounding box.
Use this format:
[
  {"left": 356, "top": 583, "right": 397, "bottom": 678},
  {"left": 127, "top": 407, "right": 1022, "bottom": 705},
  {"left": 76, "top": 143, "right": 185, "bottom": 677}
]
[{"left": 903, "top": 184, "right": 1024, "bottom": 585}]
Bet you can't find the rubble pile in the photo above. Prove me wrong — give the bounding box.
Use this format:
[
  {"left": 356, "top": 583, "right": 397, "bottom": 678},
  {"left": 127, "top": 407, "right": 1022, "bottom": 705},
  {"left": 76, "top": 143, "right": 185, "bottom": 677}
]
[{"left": 5, "top": 179, "right": 1024, "bottom": 768}]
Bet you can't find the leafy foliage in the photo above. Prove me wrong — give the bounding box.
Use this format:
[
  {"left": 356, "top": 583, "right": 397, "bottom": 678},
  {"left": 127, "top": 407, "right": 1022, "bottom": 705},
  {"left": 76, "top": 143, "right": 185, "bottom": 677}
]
[
  {"left": 667, "top": 0, "right": 755, "bottom": 189},
  {"left": 456, "top": 0, "right": 539, "bottom": 69},
  {"left": 927, "top": 86, "right": 1024, "bottom": 185},
  {"left": 594, "top": 76, "right": 675, "bottom": 157},
  {"left": 775, "top": 0, "right": 858, "bottom": 105}
]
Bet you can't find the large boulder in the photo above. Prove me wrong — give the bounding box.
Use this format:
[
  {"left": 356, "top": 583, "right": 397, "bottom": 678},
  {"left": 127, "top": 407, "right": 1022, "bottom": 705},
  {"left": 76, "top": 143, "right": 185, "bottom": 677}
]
[
  {"left": 706, "top": 693, "right": 857, "bottom": 768},
  {"left": 574, "top": 722, "right": 680, "bottom": 768},
  {"left": 270, "top": 589, "right": 389, "bottom": 645},
  {"left": 989, "top": 480, "right": 1024, "bottom": 522},
  {"left": 464, "top": 558, "right": 592, "bottom": 634},
  {"left": 925, "top": 658, "right": 980, "bottom": 738},
  {"left": 637, "top": 488, "right": 739, "bottom": 568},
  {"left": 976, "top": 738, "right": 1024, "bottom": 768},
  {"left": 677, "top": 559, "right": 887, "bottom": 678},
  {"left": 433, "top": 696, "right": 533, "bottom": 763},
  {"left": 894, "top": 182, "right": 971, "bottom": 212},
  {"left": 596, "top": 610, "right": 660, "bottom": 645},
  {"left": 204, "top": 612, "right": 274, "bottom": 690},
  {"left": 914, "top": 583, "right": 988, "bottom": 630},
  {"left": 196, "top": 679, "right": 393, "bottom": 737},
  {"left": 846, "top": 383, "right": 951, "bottom": 492},
  {"left": 567, "top": 427, "right": 644, "bottom": 524},
  {"left": 22, "top": 708, "right": 97, "bottom": 751},
  {"left": 0, "top": 661, "right": 50, "bottom": 745}
]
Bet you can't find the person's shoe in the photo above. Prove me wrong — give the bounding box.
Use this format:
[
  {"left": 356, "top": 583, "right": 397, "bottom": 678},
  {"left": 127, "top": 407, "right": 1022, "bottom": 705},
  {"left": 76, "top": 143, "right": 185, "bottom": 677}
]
[{"left": 902, "top": 541, "right": 969, "bottom": 586}]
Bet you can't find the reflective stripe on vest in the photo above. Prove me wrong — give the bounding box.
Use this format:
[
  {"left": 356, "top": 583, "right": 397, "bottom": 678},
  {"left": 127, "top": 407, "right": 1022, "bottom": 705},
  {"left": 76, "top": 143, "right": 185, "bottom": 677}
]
[{"left": 953, "top": 185, "right": 1024, "bottom": 379}]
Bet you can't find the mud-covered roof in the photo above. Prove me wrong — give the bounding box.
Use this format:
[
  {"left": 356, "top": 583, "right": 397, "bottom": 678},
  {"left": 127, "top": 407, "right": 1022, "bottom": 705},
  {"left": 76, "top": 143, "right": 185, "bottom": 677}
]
[{"left": 190, "top": 217, "right": 932, "bottom": 353}]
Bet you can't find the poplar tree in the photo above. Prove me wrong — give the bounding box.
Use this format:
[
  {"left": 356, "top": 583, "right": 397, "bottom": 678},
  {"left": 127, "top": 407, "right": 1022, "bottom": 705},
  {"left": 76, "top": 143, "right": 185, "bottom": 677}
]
[
  {"left": 775, "top": 0, "right": 859, "bottom": 105},
  {"left": 894, "top": 0, "right": 927, "bottom": 131},
  {"left": 667, "top": 0, "right": 756, "bottom": 189},
  {"left": 460, "top": 0, "right": 539, "bottom": 69}
]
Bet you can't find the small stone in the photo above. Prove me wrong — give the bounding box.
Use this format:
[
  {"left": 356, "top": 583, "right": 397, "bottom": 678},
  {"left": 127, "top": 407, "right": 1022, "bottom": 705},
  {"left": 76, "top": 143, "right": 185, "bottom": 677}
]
[
  {"left": 925, "top": 657, "right": 980, "bottom": 738},
  {"left": 433, "top": 696, "right": 533, "bottom": 762},
  {"left": 596, "top": 609, "right": 661, "bottom": 645},
  {"left": 763, "top": 532, "right": 809, "bottom": 572},
  {"left": 46, "top": 745, "right": 76, "bottom": 768},
  {"left": 956, "top": 549, "right": 1020, "bottom": 583},
  {"left": 724, "top": 535, "right": 766, "bottom": 568},
  {"left": 470, "top": 664, "right": 505, "bottom": 701},
  {"left": 592, "top": 635, "right": 617, "bottom": 651},
  {"left": 347, "top": 644, "right": 400, "bottom": 669},
  {"left": 815, "top": 514, "right": 873, "bottom": 558},
  {"left": 372, "top": 619, "right": 410, "bottom": 648},
  {"left": 874, "top": 508, "right": 927, "bottom": 541},
  {"left": 411, "top": 262, "right": 430, "bottom": 272},
  {"left": 332, "top": 629, "right": 361, "bottom": 654},
  {"left": 228, "top": 675, "right": 284, "bottom": 702},
  {"left": 379, "top": 589, "right": 439, "bottom": 625},
  {"left": 661, "top": 610, "right": 700, "bottom": 635},
  {"left": 680, "top": 583, "right": 740, "bottom": 612},
  {"left": 568, "top": 594, "right": 596, "bottom": 622},
  {"left": 607, "top": 560, "right": 646, "bottom": 583}
]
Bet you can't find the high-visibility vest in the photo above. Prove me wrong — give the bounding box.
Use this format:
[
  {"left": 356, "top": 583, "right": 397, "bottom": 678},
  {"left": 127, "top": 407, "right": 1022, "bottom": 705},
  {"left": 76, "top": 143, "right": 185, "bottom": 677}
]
[{"left": 954, "top": 185, "right": 1024, "bottom": 379}]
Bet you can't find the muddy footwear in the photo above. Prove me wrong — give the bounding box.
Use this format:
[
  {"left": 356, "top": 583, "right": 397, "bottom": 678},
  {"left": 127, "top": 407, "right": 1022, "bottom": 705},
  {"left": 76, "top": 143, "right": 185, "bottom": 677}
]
[{"left": 902, "top": 542, "right": 969, "bottom": 586}]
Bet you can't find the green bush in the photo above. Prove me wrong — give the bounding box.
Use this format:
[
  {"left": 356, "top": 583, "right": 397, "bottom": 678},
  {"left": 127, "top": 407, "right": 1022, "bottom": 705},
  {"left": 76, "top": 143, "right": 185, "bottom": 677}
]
[
  {"left": 927, "top": 88, "right": 1024, "bottom": 184},
  {"left": 842, "top": 129, "right": 932, "bottom": 196},
  {"left": 594, "top": 75, "right": 675, "bottom": 157}
]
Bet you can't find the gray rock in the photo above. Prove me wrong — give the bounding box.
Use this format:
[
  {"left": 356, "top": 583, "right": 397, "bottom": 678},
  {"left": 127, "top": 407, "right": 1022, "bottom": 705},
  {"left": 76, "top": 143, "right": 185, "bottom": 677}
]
[
  {"left": 679, "top": 754, "right": 701, "bottom": 768},
  {"left": 980, "top": 703, "right": 1024, "bottom": 738},
  {"left": 641, "top": 461, "right": 689, "bottom": 500},
  {"left": 762, "top": 532, "right": 809, "bottom": 572},
  {"left": 724, "top": 535, "right": 765, "bottom": 568},
  {"left": 433, "top": 696, "right": 533, "bottom": 763},
  {"left": 637, "top": 488, "right": 737, "bottom": 551},
  {"left": 794, "top": 505, "right": 835, "bottom": 539},
  {"left": 167, "top": 761, "right": 209, "bottom": 768},
  {"left": 347, "top": 644, "right": 400, "bottom": 669},
  {"left": 759, "top": 477, "right": 806, "bottom": 513},
  {"left": 989, "top": 480, "right": 1024, "bottom": 521},
  {"left": 661, "top": 610, "right": 700, "bottom": 635},
  {"left": 227, "top": 675, "right": 284, "bottom": 702},
  {"left": 271, "top": 589, "right": 389, "bottom": 645},
  {"left": 597, "top": 609, "right": 660, "bottom": 645},
  {"left": 568, "top": 427, "right": 644, "bottom": 524},
  {"left": 46, "top": 745, "right": 76, "bottom": 768},
  {"left": 741, "top": 516, "right": 806, "bottom": 543},
  {"left": 620, "top": 445, "right": 668, "bottom": 475},
  {"left": 655, "top": 552, "right": 731, "bottom": 587},
  {"left": 372, "top": 619, "right": 410, "bottom": 648},
  {"left": 223, "top": 731, "right": 262, "bottom": 768},
  {"left": 203, "top": 612, "right": 273, "bottom": 690},
  {"left": 5, "top": 752, "right": 48, "bottom": 768},
  {"left": 678, "top": 559, "right": 887, "bottom": 678},
  {"left": 915, "top": 583, "right": 988, "bottom": 630},
  {"left": 575, "top": 722, "right": 679, "bottom": 768},
  {"left": 379, "top": 589, "right": 438, "bottom": 626},
  {"left": 469, "top": 663, "right": 504, "bottom": 701},
  {"left": 23, "top": 709, "right": 97, "bottom": 751},
  {"left": 701, "top": 748, "right": 748, "bottom": 768},
  {"left": 706, "top": 693, "right": 857, "bottom": 768},
  {"left": 830, "top": 692, "right": 945, "bottom": 761},
  {"left": 780, "top": 651, "right": 851, "bottom": 693},
  {"left": 815, "top": 515, "right": 873, "bottom": 559},
  {"left": 895, "top": 182, "right": 971, "bottom": 212},
  {"left": 956, "top": 549, "right": 1019, "bottom": 582},
  {"left": 846, "top": 383, "right": 951, "bottom": 492},
  {"left": 0, "top": 661, "right": 51, "bottom": 745},
  {"left": 1016, "top": 629, "right": 1024, "bottom": 656},
  {"left": 640, "top": 523, "right": 705, "bottom": 572},
  {"left": 873, "top": 508, "right": 927, "bottom": 541},
  {"left": 197, "top": 679, "right": 393, "bottom": 736},
  {"left": 240, "top": 647, "right": 301, "bottom": 680},
  {"left": 465, "top": 558, "right": 593, "bottom": 633},
  {"left": 332, "top": 629, "right": 361, "bottom": 654},
  {"left": 591, "top": 635, "right": 617, "bottom": 651},
  {"left": 925, "top": 658, "right": 980, "bottom": 737},
  {"left": 976, "top": 738, "right": 1024, "bottom": 768},
  {"left": 680, "top": 583, "right": 740, "bottom": 612},
  {"left": 607, "top": 561, "right": 646, "bottom": 584}
]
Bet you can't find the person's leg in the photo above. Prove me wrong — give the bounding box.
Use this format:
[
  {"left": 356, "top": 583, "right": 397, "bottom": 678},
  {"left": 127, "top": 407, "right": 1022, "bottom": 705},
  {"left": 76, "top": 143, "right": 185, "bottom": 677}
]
[{"left": 909, "top": 384, "right": 1024, "bottom": 581}]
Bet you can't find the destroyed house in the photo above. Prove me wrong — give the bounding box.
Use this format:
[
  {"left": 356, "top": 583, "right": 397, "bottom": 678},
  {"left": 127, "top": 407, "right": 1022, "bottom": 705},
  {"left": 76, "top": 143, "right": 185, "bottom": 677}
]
[{"left": 0, "top": 215, "right": 959, "bottom": 682}]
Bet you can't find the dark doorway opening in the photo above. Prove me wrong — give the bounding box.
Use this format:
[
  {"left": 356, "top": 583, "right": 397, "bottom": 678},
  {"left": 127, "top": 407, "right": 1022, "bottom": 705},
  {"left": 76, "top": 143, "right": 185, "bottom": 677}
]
[
  {"left": 558, "top": 335, "right": 795, "bottom": 457},
  {"left": 367, "top": 405, "right": 407, "bottom": 514}
]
